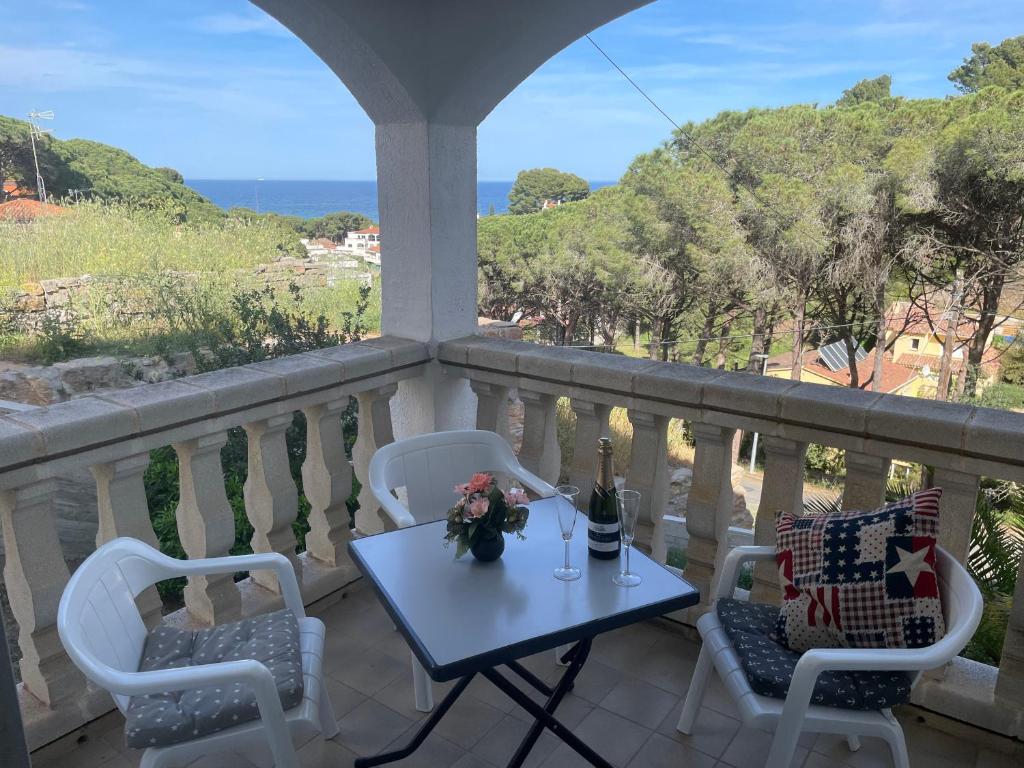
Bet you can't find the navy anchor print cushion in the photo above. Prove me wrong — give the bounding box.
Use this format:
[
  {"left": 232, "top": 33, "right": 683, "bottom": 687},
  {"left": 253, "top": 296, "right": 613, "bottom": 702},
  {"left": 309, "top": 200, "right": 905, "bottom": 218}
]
[{"left": 717, "top": 598, "right": 913, "bottom": 710}]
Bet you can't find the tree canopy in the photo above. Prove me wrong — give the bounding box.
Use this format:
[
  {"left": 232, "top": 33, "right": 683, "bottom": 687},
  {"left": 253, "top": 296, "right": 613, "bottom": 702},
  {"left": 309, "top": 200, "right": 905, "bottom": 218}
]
[
  {"left": 837, "top": 75, "right": 893, "bottom": 107},
  {"left": 507, "top": 167, "right": 590, "bottom": 214},
  {"left": 949, "top": 35, "right": 1024, "bottom": 93}
]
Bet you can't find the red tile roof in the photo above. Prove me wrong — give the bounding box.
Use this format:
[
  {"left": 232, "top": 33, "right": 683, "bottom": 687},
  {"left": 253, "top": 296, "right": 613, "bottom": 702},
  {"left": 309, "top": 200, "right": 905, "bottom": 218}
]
[
  {"left": 886, "top": 300, "right": 978, "bottom": 341},
  {"left": 894, "top": 346, "right": 1002, "bottom": 377},
  {"left": 766, "top": 348, "right": 917, "bottom": 394},
  {"left": 313, "top": 238, "right": 337, "bottom": 249},
  {"left": 350, "top": 226, "right": 380, "bottom": 235},
  {"left": 2, "top": 180, "right": 34, "bottom": 198},
  {"left": 0, "top": 198, "right": 64, "bottom": 221},
  {"left": 368, "top": 244, "right": 380, "bottom": 252}
]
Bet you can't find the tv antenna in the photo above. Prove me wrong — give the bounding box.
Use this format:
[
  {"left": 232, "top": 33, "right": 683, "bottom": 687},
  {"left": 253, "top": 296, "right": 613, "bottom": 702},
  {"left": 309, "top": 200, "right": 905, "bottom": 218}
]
[{"left": 27, "top": 110, "right": 54, "bottom": 205}]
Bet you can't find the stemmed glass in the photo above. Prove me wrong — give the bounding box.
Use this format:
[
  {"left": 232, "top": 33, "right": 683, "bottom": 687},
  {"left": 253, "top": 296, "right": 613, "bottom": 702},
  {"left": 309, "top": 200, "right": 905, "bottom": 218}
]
[
  {"left": 613, "top": 489, "right": 642, "bottom": 587},
  {"left": 553, "top": 485, "right": 581, "bottom": 581}
]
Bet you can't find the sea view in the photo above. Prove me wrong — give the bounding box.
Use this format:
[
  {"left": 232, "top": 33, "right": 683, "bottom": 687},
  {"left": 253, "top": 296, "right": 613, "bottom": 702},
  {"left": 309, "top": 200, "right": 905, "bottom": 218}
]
[{"left": 186, "top": 179, "right": 613, "bottom": 220}]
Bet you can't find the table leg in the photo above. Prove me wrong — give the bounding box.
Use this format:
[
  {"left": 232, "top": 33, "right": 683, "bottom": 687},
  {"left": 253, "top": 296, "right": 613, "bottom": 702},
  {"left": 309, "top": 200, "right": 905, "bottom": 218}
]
[
  {"left": 504, "top": 639, "right": 592, "bottom": 768},
  {"left": 483, "top": 648, "right": 612, "bottom": 768},
  {"left": 504, "top": 658, "right": 555, "bottom": 697},
  {"left": 353, "top": 672, "right": 475, "bottom": 768}
]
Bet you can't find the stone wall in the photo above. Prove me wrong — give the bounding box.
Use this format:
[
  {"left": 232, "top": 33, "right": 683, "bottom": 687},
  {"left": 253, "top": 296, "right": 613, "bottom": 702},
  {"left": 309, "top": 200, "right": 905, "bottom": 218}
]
[{"left": 4, "top": 256, "right": 372, "bottom": 331}]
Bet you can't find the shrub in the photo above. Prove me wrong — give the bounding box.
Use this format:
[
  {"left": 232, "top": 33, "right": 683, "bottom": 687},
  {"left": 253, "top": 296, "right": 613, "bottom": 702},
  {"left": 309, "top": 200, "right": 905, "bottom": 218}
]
[{"left": 143, "top": 282, "right": 367, "bottom": 605}]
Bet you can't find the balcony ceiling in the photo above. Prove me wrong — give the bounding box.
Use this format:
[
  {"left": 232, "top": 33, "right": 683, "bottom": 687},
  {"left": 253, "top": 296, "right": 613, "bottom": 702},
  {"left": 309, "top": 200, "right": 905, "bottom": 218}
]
[{"left": 251, "top": 0, "right": 655, "bottom": 124}]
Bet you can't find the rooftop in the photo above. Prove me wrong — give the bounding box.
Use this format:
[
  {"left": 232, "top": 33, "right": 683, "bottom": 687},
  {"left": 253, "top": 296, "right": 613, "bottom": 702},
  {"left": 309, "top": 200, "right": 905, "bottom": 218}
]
[{"left": 30, "top": 579, "right": 1024, "bottom": 768}]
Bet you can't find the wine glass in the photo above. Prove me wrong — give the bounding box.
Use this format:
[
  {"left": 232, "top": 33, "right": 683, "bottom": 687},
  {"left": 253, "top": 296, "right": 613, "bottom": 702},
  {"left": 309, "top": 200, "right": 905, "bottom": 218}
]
[
  {"left": 613, "top": 489, "right": 642, "bottom": 587},
  {"left": 553, "top": 485, "right": 581, "bottom": 581}
]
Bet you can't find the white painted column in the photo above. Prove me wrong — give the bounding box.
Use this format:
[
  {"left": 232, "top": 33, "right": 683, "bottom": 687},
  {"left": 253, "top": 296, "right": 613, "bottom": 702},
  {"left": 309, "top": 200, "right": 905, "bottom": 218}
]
[
  {"left": 517, "top": 388, "right": 561, "bottom": 487},
  {"left": 377, "top": 122, "right": 478, "bottom": 439},
  {"left": 933, "top": 467, "right": 980, "bottom": 565},
  {"left": 567, "top": 399, "right": 611, "bottom": 507},
  {"left": 302, "top": 400, "right": 354, "bottom": 567},
  {"left": 353, "top": 384, "right": 397, "bottom": 535},
  {"left": 624, "top": 410, "right": 670, "bottom": 562}
]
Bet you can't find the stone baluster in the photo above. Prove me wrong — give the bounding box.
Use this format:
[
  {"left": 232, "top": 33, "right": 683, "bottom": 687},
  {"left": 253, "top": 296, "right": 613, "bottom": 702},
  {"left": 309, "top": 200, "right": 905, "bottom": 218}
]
[
  {"left": 842, "top": 451, "right": 891, "bottom": 511},
  {"left": 567, "top": 399, "right": 611, "bottom": 509},
  {"left": 933, "top": 467, "right": 980, "bottom": 565},
  {"left": 684, "top": 423, "right": 738, "bottom": 617},
  {"left": 0, "top": 481, "right": 85, "bottom": 707},
  {"left": 995, "top": 556, "right": 1024, "bottom": 707},
  {"left": 302, "top": 400, "right": 354, "bottom": 568},
  {"left": 624, "top": 410, "right": 670, "bottom": 562},
  {"left": 750, "top": 437, "right": 807, "bottom": 605},
  {"left": 244, "top": 414, "right": 301, "bottom": 593},
  {"left": 470, "top": 380, "right": 513, "bottom": 444},
  {"left": 352, "top": 384, "right": 397, "bottom": 535},
  {"left": 517, "top": 388, "right": 560, "bottom": 487},
  {"left": 174, "top": 433, "right": 242, "bottom": 625},
  {"left": 91, "top": 454, "right": 163, "bottom": 628}
]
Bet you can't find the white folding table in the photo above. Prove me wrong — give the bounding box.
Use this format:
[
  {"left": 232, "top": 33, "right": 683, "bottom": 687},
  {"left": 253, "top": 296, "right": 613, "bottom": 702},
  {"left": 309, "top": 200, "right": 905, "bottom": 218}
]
[{"left": 348, "top": 495, "right": 700, "bottom": 768}]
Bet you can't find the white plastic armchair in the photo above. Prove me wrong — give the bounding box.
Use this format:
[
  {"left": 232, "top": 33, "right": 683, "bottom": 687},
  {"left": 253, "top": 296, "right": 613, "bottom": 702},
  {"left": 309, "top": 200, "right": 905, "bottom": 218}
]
[
  {"left": 677, "top": 545, "right": 983, "bottom": 768},
  {"left": 368, "top": 429, "right": 556, "bottom": 712},
  {"left": 368, "top": 429, "right": 555, "bottom": 529},
  {"left": 57, "top": 537, "right": 338, "bottom": 768}
]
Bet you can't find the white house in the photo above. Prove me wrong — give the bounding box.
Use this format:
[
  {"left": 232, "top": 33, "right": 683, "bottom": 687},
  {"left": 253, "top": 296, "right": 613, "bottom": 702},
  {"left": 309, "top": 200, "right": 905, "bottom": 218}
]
[{"left": 343, "top": 225, "right": 380, "bottom": 252}]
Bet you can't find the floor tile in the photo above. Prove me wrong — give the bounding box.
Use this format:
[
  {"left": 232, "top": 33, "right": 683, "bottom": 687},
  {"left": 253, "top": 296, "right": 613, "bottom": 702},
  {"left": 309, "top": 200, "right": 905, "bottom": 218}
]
[
  {"left": 379, "top": 729, "right": 466, "bottom": 767},
  {"left": 452, "top": 753, "right": 497, "bottom": 768},
  {"left": 509, "top": 691, "right": 594, "bottom": 729},
  {"left": 719, "top": 724, "right": 808, "bottom": 768},
  {"left": 902, "top": 718, "right": 979, "bottom": 768},
  {"left": 599, "top": 677, "right": 679, "bottom": 729},
  {"left": 656, "top": 702, "right": 741, "bottom": 759},
  {"left": 328, "top": 646, "right": 408, "bottom": 697},
  {"left": 544, "top": 707, "right": 652, "bottom": 768},
  {"left": 471, "top": 713, "right": 562, "bottom": 768},
  {"left": 431, "top": 691, "right": 507, "bottom": 750},
  {"left": 629, "top": 634, "right": 700, "bottom": 696},
  {"left": 335, "top": 697, "right": 414, "bottom": 757},
  {"left": 298, "top": 736, "right": 359, "bottom": 768},
  {"left": 570, "top": 657, "right": 625, "bottom": 704},
  {"left": 627, "top": 732, "right": 717, "bottom": 768},
  {"left": 325, "top": 676, "right": 370, "bottom": 721},
  {"left": 812, "top": 732, "right": 894, "bottom": 768}
]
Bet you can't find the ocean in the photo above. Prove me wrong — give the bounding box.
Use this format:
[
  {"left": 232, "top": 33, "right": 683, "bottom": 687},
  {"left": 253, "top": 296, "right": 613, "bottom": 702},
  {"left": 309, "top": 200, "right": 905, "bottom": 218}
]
[{"left": 186, "top": 179, "right": 613, "bottom": 221}]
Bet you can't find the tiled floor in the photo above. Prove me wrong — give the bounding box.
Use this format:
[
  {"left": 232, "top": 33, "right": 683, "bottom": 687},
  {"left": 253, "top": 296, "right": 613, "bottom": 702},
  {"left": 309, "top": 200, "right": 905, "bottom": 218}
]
[{"left": 32, "top": 579, "right": 1024, "bottom": 768}]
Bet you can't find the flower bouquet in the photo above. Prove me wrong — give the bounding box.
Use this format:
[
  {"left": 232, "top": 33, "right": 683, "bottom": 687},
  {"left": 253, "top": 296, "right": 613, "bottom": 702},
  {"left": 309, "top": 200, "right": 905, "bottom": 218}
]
[{"left": 444, "top": 472, "right": 530, "bottom": 561}]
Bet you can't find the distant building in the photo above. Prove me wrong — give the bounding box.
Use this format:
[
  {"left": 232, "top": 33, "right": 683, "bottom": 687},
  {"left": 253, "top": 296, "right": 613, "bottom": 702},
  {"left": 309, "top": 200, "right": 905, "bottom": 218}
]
[
  {"left": 765, "top": 347, "right": 921, "bottom": 396},
  {"left": 540, "top": 198, "right": 562, "bottom": 210},
  {"left": 0, "top": 198, "right": 64, "bottom": 222},
  {"left": 364, "top": 243, "right": 381, "bottom": 266},
  {"left": 343, "top": 225, "right": 380, "bottom": 252},
  {"left": 2, "top": 180, "right": 34, "bottom": 201}
]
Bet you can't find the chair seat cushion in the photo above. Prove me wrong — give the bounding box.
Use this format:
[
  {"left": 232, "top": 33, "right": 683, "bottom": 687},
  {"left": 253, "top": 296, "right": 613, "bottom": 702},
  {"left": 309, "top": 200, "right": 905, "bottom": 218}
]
[
  {"left": 717, "top": 598, "right": 913, "bottom": 711},
  {"left": 125, "top": 609, "right": 304, "bottom": 748}
]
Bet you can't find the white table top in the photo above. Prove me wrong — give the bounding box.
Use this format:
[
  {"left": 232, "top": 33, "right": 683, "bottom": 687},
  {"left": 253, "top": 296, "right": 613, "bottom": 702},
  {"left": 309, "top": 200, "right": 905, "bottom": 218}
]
[{"left": 349, "top": 496, "right": 699, "bottom": 681}]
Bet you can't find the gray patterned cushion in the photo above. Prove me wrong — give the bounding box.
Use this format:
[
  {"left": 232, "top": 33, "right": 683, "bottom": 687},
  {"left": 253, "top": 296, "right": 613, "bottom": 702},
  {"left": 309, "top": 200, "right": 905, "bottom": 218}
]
[
  {"left": 125, "top": 609, "right": 304, "bottom": 748},
  {"left": 717, "top": 598, "right": 913, "bottom": 711}
]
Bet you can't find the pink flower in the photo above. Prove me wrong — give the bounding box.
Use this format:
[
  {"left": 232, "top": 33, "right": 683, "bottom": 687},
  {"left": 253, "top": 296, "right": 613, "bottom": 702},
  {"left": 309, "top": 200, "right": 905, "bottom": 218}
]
[
  {"left": 504, "top": 488, "right": 529, "bottom": 507},
  {"left": 467, "top": 472, "right": 494, "bottom": 494},
  {"left": 465, "top": 496, "right": 490, "bottom": 520},
  {"left": 453, "top": 483, "right": 470, "bottom": 496}
]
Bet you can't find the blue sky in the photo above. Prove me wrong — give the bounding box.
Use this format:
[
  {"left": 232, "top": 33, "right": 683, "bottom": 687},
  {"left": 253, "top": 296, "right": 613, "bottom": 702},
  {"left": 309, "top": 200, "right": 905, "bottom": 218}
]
[{"left": 2, "top": 0, "right": 1022, "bottom": 181}]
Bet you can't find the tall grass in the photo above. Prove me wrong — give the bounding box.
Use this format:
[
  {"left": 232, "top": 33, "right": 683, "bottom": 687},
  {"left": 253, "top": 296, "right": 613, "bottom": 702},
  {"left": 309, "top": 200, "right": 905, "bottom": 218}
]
[
  {"left": 0, "top": 201, "right": 301, "bottom": 288},
  {"left": 556, "top": 398, "right": 695, "bottom": 480}
]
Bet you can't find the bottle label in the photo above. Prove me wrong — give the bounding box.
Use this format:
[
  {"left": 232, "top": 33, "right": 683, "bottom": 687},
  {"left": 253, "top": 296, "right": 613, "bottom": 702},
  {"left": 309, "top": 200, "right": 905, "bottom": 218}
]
[{"left": 588, "top": 520, "right": 620, "bottom": 551}]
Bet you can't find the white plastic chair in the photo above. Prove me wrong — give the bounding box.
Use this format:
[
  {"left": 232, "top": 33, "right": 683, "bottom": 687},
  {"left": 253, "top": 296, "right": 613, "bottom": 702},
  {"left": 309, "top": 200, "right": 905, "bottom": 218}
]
[
  {"left": 677, "top": 545, "right": 983, "bottom": 768},
  {"left": 369, "top": 429, "right": 556, "bottom": 711},
  {"left": 57, "top": 538, "right": 339, "bottom": 768}
]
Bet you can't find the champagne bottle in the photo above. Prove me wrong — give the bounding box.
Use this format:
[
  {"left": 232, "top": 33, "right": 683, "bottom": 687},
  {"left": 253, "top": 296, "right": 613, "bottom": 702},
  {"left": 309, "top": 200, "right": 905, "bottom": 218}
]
[{"left": 588, "top": 437, "right": 620, "bottom": 560}]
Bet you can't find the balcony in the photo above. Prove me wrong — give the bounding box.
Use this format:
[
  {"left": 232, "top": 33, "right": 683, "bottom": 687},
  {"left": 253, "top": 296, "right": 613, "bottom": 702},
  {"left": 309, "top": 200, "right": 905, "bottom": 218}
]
[{"left": 2, "top": 335, "right": 1024, "bottom": 767}]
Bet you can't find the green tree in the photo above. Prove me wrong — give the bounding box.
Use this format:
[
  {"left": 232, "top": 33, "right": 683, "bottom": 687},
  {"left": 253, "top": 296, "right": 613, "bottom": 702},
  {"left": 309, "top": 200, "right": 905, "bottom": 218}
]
[
  {"left": 507, "top": 167, "right": 589, "bottom": 214},
  {"left": 949, "top": 36, "right": 1024, "bottom": 93},
  {"left": 837, "top": 75, "right": 892, "bottom": 107},
  {"left": 302, "top": 211, "right": 373, "bottom": 242}
]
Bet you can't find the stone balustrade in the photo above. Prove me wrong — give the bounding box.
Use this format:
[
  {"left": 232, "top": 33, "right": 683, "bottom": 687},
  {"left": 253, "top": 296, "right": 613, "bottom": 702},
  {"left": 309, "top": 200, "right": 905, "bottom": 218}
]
[
  {"left": 4, "top": 333, "right": 1024, "bottom": 746},
  {"left": 437, "top": 334, "right": 1024, "bottom": 740},
  {"left": 0, "top": 336, "right": 429, "bottom": 748}
]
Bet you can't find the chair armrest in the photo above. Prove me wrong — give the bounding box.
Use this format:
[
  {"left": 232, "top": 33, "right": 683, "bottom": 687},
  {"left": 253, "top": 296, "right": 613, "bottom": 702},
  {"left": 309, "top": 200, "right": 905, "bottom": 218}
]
[
  {"left": 512, "top": 467, "right": 556, "bottom": 499},
  {"left": 715, "top": 545, "right": 776, "bottom": 600},
  {"left": 377, "top": 494, "right": 417, "bottom": 529},
  {"left": 163, "top": 552, "right": 304, "bottom": 618}
]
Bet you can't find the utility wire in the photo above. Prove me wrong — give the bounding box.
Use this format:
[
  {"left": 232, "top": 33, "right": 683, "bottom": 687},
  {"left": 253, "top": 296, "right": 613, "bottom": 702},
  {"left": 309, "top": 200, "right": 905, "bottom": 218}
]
[
  {"left": 584, "top": 33, "right": 830, "bottom": 253},
  {"left": 562, "top": 320, "right": 867, "bottom": 349}
]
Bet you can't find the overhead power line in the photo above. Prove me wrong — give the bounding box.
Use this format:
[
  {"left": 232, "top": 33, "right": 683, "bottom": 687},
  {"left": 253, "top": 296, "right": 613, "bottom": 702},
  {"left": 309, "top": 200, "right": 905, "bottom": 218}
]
[{"left": 583, "top": 34, "right": 830, "bottom": 253}]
